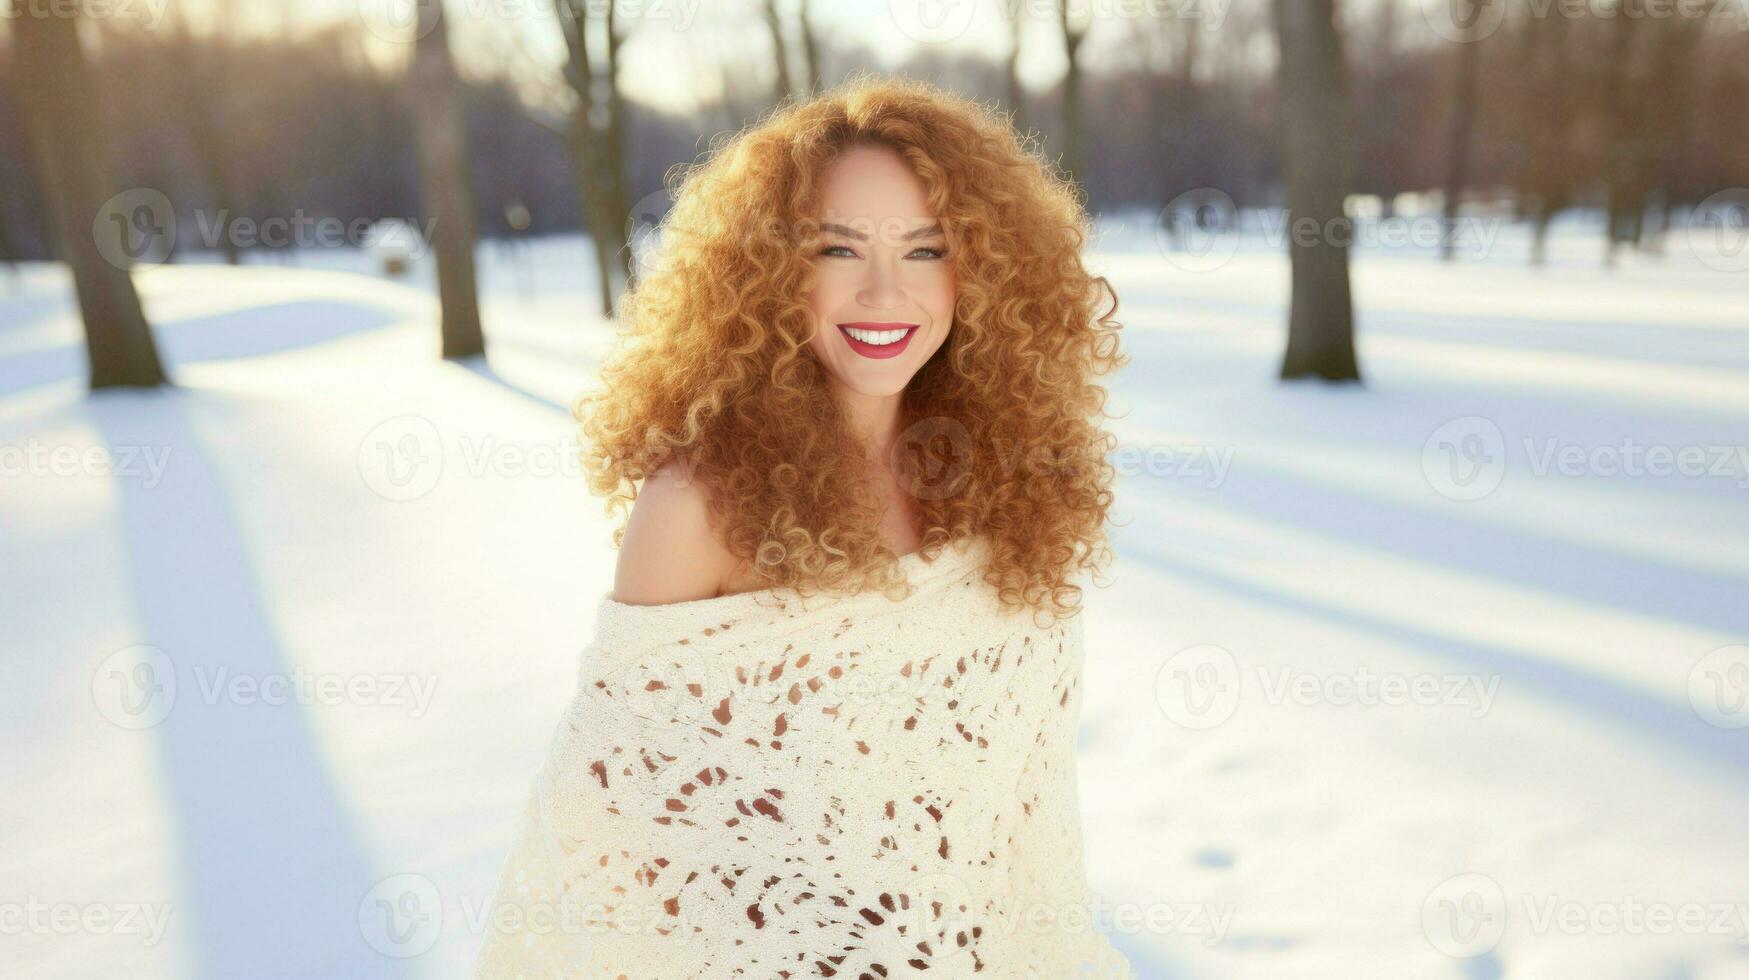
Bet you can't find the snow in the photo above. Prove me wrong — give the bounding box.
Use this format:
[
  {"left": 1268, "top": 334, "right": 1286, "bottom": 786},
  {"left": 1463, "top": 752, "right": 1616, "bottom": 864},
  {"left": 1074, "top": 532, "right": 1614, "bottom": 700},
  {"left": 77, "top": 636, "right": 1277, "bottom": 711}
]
[{"left": 3, "top": 213, "right": 1747, "bottom": 979}]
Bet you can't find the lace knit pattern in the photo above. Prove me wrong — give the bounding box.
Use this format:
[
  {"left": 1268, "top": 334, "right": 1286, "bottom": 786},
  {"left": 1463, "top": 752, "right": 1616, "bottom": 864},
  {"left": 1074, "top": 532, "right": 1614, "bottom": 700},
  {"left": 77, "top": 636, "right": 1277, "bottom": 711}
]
[{"left": 475, "top": 535, "right": 1133, "bottom": 978}]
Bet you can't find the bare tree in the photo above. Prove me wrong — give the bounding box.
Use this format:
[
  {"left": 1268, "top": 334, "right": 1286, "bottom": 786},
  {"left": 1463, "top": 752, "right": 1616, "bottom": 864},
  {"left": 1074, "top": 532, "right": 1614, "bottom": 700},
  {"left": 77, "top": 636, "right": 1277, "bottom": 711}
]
[
  {"left": 412, "top": 0, "right": 485, "bottom": 358},
  {"left": 1634, "top": 14, "right": 1705, "bottom": 256},
  {"left": 1439, "top": 1, "right": 1490, "bottom": 261},
  {"left": 168, "top": 5, "right": 244, "bottom": 264},
  {"left": 799, "top": 0, "right": 821, "bottom": 96},
  {"left": 762, "top": 0, "right": 793, "bottom": 104},
  {"left": 1601, "top": 1, "right": 1645, "bottom": 268},
  {"left": 1146, "top": 9, "right": 1202, "bottom": 205},
  {"left": 1272, "top": 0, "right": 1359, "bottom": 382},
  {"left": 1514, "top": 4, "right": 1577, "bottom": 267},
  {"left": 1002, "top": 0, "right": 1026, "bottom": 135},
  {"left": 555, "top": 0, "right": 634, "bottom": 317},
  {"left": 12, "top": 4, "right": 167, "bottom": 388},
  {"left": 1055, "top": 0, "right": 1088, "bottom": 185}
]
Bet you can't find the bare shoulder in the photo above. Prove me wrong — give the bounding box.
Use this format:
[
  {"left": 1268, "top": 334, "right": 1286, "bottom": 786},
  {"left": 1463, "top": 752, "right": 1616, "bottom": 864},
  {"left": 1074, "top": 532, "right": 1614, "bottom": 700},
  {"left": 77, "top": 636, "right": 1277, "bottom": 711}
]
[{"left": 612, "top": 460, "right": 739, "bottom": 605}]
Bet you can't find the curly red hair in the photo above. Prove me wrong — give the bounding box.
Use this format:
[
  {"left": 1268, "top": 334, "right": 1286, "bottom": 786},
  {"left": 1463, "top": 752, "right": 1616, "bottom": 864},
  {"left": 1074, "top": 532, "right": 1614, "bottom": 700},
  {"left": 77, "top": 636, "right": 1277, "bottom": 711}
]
[{"left": 574, "top": 74, "right": 1127, "bottom": 625}]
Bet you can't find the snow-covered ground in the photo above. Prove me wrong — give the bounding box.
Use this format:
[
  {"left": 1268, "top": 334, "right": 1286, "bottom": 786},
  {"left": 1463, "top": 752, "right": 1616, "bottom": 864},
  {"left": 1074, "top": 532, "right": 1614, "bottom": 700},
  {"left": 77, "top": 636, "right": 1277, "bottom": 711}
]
[{"left": 3, "top": 211, "right": 1747, "bottom": 979}]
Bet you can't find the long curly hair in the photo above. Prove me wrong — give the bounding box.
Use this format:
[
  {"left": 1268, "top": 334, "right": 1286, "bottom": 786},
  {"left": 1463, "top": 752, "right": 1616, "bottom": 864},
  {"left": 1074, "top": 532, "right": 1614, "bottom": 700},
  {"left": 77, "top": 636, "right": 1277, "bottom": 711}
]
[{"left": 574, "top": 74, "right": 1126, "bottom": 626}]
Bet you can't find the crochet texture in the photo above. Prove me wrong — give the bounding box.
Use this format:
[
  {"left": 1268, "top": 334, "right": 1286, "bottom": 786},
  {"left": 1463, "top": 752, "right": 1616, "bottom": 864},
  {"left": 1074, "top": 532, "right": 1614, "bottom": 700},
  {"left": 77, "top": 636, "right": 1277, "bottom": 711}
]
[{"left": 475, "top": 535, "right": 1133, "bottom": 978}]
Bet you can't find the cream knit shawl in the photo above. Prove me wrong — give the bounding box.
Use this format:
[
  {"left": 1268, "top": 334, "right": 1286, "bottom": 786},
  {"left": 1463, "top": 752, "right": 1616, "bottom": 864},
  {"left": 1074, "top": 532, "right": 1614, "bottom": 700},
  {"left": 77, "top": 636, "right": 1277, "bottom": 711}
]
[{"left": 475, "top": 535, "right": 1132, "bottom": 979}]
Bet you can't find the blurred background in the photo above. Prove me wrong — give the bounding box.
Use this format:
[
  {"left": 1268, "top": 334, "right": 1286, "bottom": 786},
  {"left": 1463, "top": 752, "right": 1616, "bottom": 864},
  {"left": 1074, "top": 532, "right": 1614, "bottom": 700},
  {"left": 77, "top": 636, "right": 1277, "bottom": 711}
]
[{"left": 3, "top": 1, "right": 1747, "bottom": 977}]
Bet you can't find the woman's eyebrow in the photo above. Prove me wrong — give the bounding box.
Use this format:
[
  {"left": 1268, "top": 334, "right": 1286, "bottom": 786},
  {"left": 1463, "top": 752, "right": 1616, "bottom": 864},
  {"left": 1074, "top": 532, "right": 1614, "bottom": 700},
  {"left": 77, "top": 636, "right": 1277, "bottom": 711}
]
[{"left": 820, "top": 222, "right": 944, "bottom": 242}]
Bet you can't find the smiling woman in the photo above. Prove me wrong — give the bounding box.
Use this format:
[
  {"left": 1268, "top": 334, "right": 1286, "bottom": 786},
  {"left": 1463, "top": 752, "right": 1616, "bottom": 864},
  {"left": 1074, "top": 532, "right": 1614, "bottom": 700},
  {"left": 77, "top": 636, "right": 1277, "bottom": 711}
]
[
  {"left": 804, "top": 145, "right": 957, "bottom": 380},
  {"left": 577, "top": 74, "right": 1126, "bottom": 613},
  {"left": 475, "top": 74, "right": 1132, "bottom": 978}
]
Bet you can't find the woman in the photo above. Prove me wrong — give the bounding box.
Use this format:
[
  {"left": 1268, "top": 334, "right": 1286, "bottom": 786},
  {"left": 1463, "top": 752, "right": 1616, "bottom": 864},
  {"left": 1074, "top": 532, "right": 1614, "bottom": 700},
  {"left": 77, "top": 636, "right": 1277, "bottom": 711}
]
[{"left": 477, "top": 75, "right": 1130, "bottom": 978}]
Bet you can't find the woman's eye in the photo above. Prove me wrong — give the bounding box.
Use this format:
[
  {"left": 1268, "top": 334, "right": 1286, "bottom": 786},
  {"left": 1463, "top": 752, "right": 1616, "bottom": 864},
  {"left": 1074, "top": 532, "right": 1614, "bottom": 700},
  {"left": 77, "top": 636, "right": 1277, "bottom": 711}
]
[{"left": 817, "top": 245, "right": 946, "bottom": 259}]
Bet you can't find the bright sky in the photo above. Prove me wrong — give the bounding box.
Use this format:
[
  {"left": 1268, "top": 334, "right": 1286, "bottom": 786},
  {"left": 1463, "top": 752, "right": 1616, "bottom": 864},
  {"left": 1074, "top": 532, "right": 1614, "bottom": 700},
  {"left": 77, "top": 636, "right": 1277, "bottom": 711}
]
[
  {"left": 164, "top": 0, "right": 1217, "bottom": 114},
  {"left": 32, "top": 0, "right": 1418, "bottom": 115}
]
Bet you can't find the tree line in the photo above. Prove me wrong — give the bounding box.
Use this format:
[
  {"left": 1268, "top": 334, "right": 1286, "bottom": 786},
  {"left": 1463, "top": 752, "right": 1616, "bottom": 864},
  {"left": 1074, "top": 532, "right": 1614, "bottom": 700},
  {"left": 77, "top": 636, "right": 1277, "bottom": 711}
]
[{"left": 1, "top": 0, "right": 1744, "bottom": 387}]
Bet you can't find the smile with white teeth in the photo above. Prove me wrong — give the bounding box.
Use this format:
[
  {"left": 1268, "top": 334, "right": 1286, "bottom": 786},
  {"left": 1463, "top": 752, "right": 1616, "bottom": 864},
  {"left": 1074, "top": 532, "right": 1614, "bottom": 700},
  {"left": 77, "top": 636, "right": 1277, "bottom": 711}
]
[{"left": 841, "top": 325, "right": 911, "bottom": 345}]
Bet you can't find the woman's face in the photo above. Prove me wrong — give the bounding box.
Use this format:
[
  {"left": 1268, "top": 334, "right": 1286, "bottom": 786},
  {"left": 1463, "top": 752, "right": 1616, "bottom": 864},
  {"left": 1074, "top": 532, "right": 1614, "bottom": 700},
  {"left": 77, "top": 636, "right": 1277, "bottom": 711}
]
[{"left": 803, "top": 143, "right": 956, "bottom": 398}]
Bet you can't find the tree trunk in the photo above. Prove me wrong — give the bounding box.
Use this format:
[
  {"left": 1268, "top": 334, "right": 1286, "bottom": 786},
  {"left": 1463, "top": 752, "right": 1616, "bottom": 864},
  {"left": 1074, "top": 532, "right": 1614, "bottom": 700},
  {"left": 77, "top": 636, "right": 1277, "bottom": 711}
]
[
  {"left": 603, "top": 0, "right": 634, "bottom": 297},
  {"left": 762, "top": 0, "right": 792, "bottom": 105},
  {"left": 555, "top": 0, "right": 631, "bottom": 318},
  {"left": 1272, "top": 0, "right": 1359, "bottom": 382},
  {"left": 1439, "top": 10, "right": 1487, "bottom": 261},
  {"left": 172, "top": 24, "right": 242, "bottom": 265},
  {"left": 799, "top": 0, "right": 821, "bottom": 96},
  {"left": 413, "top": 0, "right": 485, "bottom": 359},
  {"left": 1056, "top": 0, "right": 1085, "bottom": 187},
  {"left": 13, "top": 4, "right": 168, "bottom": 389},
  {"left": 1600, "top": 9, "right": 1639, "bottom": 269},
  {"left": 1004, "top": 0, "right": 1026, "bottom": 135}
]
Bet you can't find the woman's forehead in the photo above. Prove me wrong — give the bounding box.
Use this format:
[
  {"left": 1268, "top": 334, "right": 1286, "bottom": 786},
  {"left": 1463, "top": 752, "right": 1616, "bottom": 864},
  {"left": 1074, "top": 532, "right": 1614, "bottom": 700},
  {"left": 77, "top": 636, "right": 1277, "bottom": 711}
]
[{"left": 818, "top": 146, "right": 933, "bottom": 214}]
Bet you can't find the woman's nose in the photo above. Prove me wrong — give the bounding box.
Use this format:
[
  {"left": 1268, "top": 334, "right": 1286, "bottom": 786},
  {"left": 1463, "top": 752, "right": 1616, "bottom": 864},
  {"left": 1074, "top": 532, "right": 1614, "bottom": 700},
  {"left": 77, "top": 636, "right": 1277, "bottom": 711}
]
[{"left": 857, "top": 257, "right": 906, "bottom": 309}]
